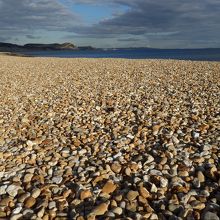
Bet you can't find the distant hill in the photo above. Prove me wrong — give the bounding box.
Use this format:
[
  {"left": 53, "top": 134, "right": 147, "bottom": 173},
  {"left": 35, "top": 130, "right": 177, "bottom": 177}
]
[
  {"left": 0, "top": 42, "right": 95, "bottom": 52},
  {"left": 24, "top": 42, "right": 76, "bottom": 50},
  {"left": 0, "top": 42, "right": 23, "bottom": 51}
]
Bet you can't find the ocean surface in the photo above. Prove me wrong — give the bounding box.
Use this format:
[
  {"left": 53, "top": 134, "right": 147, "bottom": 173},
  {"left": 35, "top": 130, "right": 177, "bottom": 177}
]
[{"left": 22, "top": 48, "right": 220, "bottom": 61}]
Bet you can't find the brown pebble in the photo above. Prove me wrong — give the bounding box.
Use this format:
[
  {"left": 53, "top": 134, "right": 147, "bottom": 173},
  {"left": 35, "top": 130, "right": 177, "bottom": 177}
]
[
  {"left": 102, "top": 181, "right": 117, "bottom": 194},
  {"left": 139, "top": 186, "right": 151, "bottom": 199},
  {"left": 24, "top": 196, "right": 36, "bottom": 208},
  {"left": 127, "top": 191, "right": 139, "bottom": 201},
  {"left": 111, "top": 163, "right": 122, "bottom": 173},
  {"left": 80, "top": 190, "right": 92, "bottom": 200},
  {"left": 197, "top": 171, "right": 205, "bottom": 183},
  {"left": 90, "top": 202, "right": 109, "bottom": 216}
]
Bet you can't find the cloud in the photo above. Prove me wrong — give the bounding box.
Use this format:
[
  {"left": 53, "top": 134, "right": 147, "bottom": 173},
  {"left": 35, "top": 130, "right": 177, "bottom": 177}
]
[
  {"left": 0, "top": 36, "right": 9, "bottom": 42},
  {"left": 118, "top": 38, "right": 140, "bottom": 42},
  {"left": 71, "top": 0, "right": 220, "bottom": 48},
  {"left": 25, "top": 35, "right": 41, "bottom": 40},
  {"left": 72, "top": 0, "right": 134, "bottom": 7},
  {"left": 0, "top": 0, "right": 220, "bottom": 48},
  {"left": 0, "top": 0, "right": 78, "bottom": 42}
]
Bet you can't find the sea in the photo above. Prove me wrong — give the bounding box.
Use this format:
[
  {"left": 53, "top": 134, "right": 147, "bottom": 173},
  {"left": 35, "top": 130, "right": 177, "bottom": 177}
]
[{"left": 22, "top": 48, "right": 220, "bottom": 61}]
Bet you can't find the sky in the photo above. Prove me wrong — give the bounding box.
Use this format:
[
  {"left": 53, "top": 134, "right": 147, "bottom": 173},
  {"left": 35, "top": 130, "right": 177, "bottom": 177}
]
[{"left": 0, "top": 0, "right": 220, "bottom": 48}]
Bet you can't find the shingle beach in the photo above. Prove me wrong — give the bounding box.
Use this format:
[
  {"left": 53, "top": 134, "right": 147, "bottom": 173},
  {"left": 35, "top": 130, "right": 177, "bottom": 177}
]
[{"left": 0, "top": 55, "right": 219, "bottom": 220}]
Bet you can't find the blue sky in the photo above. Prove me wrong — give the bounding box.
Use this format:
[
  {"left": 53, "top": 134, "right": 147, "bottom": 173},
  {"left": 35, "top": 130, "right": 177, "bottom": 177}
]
[
  {"left": 72, "top": 3, "right": 124, "bottom": 24},
  {"left": 0, "top": 0, "right": 220, "bottom": 48}
]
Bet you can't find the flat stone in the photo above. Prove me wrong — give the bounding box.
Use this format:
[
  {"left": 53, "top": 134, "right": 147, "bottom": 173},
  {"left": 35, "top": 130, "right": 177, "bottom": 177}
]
[
  {"left": 112, "top": 207, "right": 123, "bottom": 215},
  {"left": 18, "top": 192, "right": 30, "bottom": 203},
  {"left": 149, "top": 169, "right": 162, "bottom": 176},
  {"left": 160, "top": 177, "right": 168, "bottom": 188},
  {"left": 90, "top": 202, "right": 109, "bottom": 216},
  {"left": 10, "top": 214, "right": 23, "bottom": 220},
  {"left": 0, "top": 185, "right": 7, "bottom": 195},
  {"left": 150, "top": 184, "right": 158, "bottom": 193},
  {"left": 12, "top": 206, "right": 23, "bottom": 214},
  {"left": 111, "top": 163, "right": 122, "bottom": 173},
  {"left": 23, "top": 173, "right": 33, "bottom": 182},
  {"left": 113, "top": 152, "right": 122, "bottom": 159},
  {"left": 126, "top": 200, "right": 137, "bottom": 212},
  {"left": 193, "top": 132, "right": 200, "bottom": 139},
  {"left": 52, "top": 176, "right": 63, "bottom": 184},
  {"left": 78, "top": 149, "right": 87, "bottom": 156},
  {"left": 102, "top": 181, "right": 117, "bottom": 194},
  {"left": 24, "top": 196, "right": 36, "bottom": 208},
  {"left": 139, "top": 186, "right": 150, "bottom": 199},
  {"left": 202, "top": 211, "right": 219, "bottom": 220},
  {"left": 37, "top": 207, "right": 45, "bottom": 218},
  {"left": 31, "top": 188, "right": 41, "bottom": 198},
  {"left": 27, "top": 140, "right": 34, "bottom": 149},
  {"left": 0, "top": 211, "right": 6, "bottom": 218},
  {"left": 48, "top": 201, "right": 56, "bottom": 209},
  {"left": 0, "top": 197, "right": 12, "bottom": 206},
  {"left": 6, "top": 184, "right": 21, "bottom": 197},
  {"left": 80, "top": 190, "right": 92, "bottom": 200},
  {"left": 144, "top": 155, "right": 154, "bottom": 164},
  {"left": 127, "top": 191, "right": 139, "bottom": 201},
  {"left": 106, "top": 211, "right": 115, "bottom": 217},
  {"left": 197, "top": 171, "right": 205, "bottom": 183},
  {"left": 191, "top": 200, "right": 205, "bottom": 210}
]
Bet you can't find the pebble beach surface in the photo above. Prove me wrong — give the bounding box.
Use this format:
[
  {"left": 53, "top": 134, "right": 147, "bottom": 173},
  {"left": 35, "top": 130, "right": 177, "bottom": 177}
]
[{"left": 0, "top": 55, "right": 219, "bottom": 220}]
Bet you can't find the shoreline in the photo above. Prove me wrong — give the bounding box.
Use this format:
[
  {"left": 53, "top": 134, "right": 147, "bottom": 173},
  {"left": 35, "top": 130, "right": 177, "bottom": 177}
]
[
  {"left": 1, "top": 49, "right": 220, "bottom": 61},
  {"left": 0, "top": 52, "right": 219, "bottom": 63},
  {"left": 0, "top": 52, "right": 32, "bottom": 57}
]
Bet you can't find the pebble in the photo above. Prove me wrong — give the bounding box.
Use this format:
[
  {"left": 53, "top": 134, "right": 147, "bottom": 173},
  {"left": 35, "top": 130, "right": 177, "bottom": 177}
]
[
  {"left": 0, "top": 211, "right": 6, "bottom": 218},
  {"left": 23, "top": 173, "right": 33, "bottom": 183},
  {"left": 190, "top": 200, "right": 205, "bottom": 210},
  {"left": 139, "top": 185, "right": 150, "bottom": 198},
  {"left": 24, "top": 197, "right": 36, "bottom": 208},
  {"left": 31, "top": 188, "right": 41, "bottom": 198},
  {"left": 112, "top": 207, "right": 123, "bottom": 215},
  {"left": 0, "top": 57, "right": 219, "bottom": 219},
  {"left": 144, "top": 155, "right": 155, "bottom": 164},
  {"left": 37, "top": 207, "right": 45, "bottom": 218},
  {"left": 6, "top": 184, "right": 21, "bottom": 197},
  {"left": 12, "top": 206, "right": 23, "bottom": 214},
  {"left": 197, "top": 171, "right": 205, "bottom": 183},
  {"left": 90, "top": 202, "right": 109, "bottom": 216},
  {"left": 10, "top": 214, "right": 23, "bottom": 220},
  {"left": 127, "top": 190, "right": 139, "bottom": 201},
  {"left": 193, "top": 132, "right": 200, "bottom": 139},
  {"left": 152, "top": 125, "right": 161, "bottom": 135},
  {"left": 52, "top": 176, "right": 63, "bottom": 184},
  {"left": 160, "top": 177, "right": 168, "bottom": 188},
  {"left": 102, "top": 181, "right": 117, "bottom": 194},
  {"left": 106, "top": 211, "right": 115, "bottom": 217},
  {"left": 202, "top": 211, "right": 219, "bottom": 220},
  {"left": 0, "top": 185, "right": 7, "bottom": 195},
  {"left": 150, "top": 184, "right": 158, "bottom": 193},
  {"left": 111, "top": 163, "right": 122, "bottom": 173},
  {"left": 48, "top": 201, "right": 56, "bottom": 209},
  {"left": 78, "top": 149, "right": 87, "bottom": 156},
  {"left": 113, "top": 152, "right": 122, "bottom": 159},
  {"left": 80, "top": 190, "right": 92, "bottom": 200}
]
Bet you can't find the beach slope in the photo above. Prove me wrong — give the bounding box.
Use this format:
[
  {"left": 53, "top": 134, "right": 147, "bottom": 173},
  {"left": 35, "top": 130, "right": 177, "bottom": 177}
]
[{"left": 0, "top": 55, "right": 219, "bottom": 219}]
